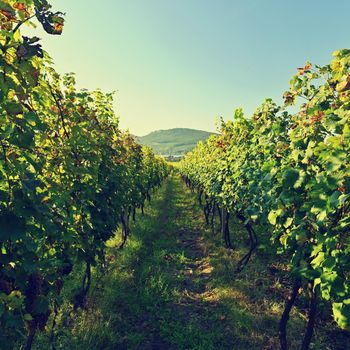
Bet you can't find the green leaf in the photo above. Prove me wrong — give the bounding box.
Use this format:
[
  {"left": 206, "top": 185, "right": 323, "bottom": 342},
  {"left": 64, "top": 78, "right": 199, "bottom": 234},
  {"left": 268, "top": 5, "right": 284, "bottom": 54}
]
[
  {"left": 0, "top": 1, "right": 16, "bottom": 14},
  {"left": 326, "top": 156, "right": 343, "bottom": 173},
  {"left": 311, "top": 252, "right": 325, "bottom": 267},
  {"left": 317, "top": 210, "right": 327, "bottom": 222},
  {"left": 25, "top": 112, "right": 41, "bottom": 127},
  {"left": 5, "top": 102, "right": 23, "bottom": 116},
  {"left": 282, "top": 168, "right": 300, "bottom": 188},
  {"left": 0, "top": 212, "right": 26, "bottom": 241},
  {"left": 323, "top": 257, "right": 336, "bottom": 270},
  {"left": 333, "top": 302, "right": 350, "bottom": 329},
  {"left": 283, "top": 217, "right": 293, "bottom": 228},
  {"left": 329, "top": 191, "right": 341, "bottom": 208},
  {"left": 13, "top": 129, "right": 35, "bottom": 148},
  {"left": 33, "top": 296, "right": 49, "bottom": 315},
  {"left": 268, "top": 210, "right": 278, "bottom": 225},
  {"left": 279, "top": 233, "right": 289, "bottom": 247}
]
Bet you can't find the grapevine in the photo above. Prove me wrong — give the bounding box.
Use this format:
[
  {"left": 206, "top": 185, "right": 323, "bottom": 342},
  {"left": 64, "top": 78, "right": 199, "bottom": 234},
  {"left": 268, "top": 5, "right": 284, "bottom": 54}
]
[
  {"left": 0, "top": 1, "right": 168, "bottom": 349},
  {"left": 180, "top": 52, "right": 350, "bottom": 349}
]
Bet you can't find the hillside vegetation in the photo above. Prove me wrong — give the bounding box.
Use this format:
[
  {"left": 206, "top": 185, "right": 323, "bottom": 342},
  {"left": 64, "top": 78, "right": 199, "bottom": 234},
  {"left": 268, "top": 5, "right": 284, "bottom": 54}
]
[{"left": 138, "top": 128, "right": 215, "bottom": 155}]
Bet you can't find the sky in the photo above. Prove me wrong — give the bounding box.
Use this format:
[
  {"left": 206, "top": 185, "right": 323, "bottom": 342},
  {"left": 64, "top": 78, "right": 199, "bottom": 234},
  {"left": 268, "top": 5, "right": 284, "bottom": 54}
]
[{"left": 25, "top": 0, "right": 350, "bottom": 135}]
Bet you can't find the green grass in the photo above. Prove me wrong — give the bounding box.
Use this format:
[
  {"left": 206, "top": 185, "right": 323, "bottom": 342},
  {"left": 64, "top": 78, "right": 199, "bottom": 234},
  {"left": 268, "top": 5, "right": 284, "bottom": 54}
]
[{"left": 33, "top": 175, "right": 349, "bottom": 350}]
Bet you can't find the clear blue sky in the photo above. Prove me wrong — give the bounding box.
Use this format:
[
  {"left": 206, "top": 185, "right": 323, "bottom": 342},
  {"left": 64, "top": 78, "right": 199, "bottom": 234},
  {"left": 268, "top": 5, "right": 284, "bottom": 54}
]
[{"left": 28, "top": 0, "right": 350, "bottom": 135}]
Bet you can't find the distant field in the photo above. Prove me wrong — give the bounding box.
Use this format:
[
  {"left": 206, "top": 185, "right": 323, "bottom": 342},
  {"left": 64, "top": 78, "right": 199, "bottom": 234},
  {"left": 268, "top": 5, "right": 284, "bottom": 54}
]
[{"left": 137, "top": 128, "right": 215, "bottom": 155}]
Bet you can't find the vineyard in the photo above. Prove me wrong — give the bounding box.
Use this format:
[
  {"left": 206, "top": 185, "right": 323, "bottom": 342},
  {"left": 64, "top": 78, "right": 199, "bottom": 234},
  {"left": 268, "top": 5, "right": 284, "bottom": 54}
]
[
  {"left": 179, "top": 51, "right": 350, "bottom": 348},
  {"left": 0, "top": 1, "right": 168, "bottom": 349},
  {"left": 0, "top": 1, "right": 350, "bottom": 350}
]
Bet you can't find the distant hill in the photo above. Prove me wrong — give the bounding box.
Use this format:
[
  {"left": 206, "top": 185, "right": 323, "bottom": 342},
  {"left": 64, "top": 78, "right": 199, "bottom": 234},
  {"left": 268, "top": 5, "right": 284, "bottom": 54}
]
[{"left": 137, "top": 128, "right": 215, "bottom": 156}]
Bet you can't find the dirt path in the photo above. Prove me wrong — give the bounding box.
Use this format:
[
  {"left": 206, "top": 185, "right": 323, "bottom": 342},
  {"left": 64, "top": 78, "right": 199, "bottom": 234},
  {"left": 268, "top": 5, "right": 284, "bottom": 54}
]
[{"left": 133, "top": 175, "right": 234, "bottom": 350}]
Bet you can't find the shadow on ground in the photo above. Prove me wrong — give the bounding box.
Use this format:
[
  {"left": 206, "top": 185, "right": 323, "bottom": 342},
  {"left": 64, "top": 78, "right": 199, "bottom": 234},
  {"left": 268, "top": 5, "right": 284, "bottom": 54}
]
[{"left": 35, "top": 175, "right": 350, "bottom": 350}]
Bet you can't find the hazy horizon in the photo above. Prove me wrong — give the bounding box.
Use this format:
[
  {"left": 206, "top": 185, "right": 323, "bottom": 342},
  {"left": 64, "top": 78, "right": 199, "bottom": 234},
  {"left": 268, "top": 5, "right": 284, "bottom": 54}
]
[
  {"left": 26, "top": 0, "right": 350, "bottom": 135},
  {"left": 137, "top": 126, "right": 215, "bottom": 137}
]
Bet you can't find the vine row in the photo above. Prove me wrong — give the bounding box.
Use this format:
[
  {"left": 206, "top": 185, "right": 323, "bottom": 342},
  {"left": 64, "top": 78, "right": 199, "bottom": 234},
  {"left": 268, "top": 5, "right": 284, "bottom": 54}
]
[
  {"left": 0, "top": 1, "right": 168, "bottom": 349},
  {"left": 180, "top": 50, "right": 350, "bottom": 349}
]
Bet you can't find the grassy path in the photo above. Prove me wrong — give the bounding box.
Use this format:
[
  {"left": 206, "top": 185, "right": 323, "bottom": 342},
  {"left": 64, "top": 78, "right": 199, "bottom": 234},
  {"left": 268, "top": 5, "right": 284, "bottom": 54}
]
[
  {"left": 38, "top": 175, "right": 348, "bottom": 350},
  {"left": 110, "top": 174, "right": 236, "bottom": 349}
]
